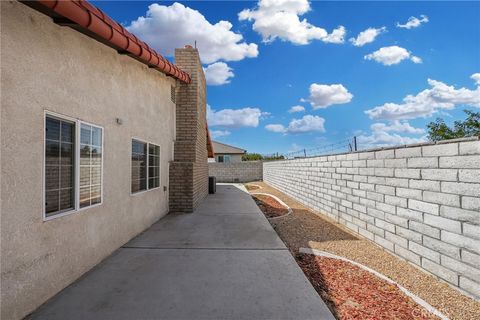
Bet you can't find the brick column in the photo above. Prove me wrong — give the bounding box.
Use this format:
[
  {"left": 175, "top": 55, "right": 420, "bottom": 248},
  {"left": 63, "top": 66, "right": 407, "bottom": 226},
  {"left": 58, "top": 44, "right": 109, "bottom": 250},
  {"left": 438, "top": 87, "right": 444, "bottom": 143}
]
[{"left": 169, "top": 46, "right": 208, "bottom": 212}]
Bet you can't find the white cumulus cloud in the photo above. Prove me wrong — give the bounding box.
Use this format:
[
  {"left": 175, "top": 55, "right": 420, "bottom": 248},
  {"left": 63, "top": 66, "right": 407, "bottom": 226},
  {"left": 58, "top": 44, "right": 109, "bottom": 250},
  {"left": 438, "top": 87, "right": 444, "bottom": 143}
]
[
  {"left": 323, "top": 26, "right": 347, "bottom": 44},
  {"left": 358, "top": 118, "right": 427, "bottom": 149},
  {"left": 265, "top": 115, "right": 326, "bottom": 134},
  {"left": 204, "top": 62, "right": 234, "bottom": 86},
  {"left": 349, "top": 27, "right": 386, "bottom": 47},
  {"left": 207, "top": 105, "right": 266, "bottom": 128},
  {"left": 238, "top": 0, "right": 346, "bottom": 45},
  {"left": 288, "top": 115, "right": 326, "bottom": 133},
  {"left": 397, "top": 15, "right": 429, "bottom": 29},
  {"left": 357, "top": 131, "right": 427, "bottom": 148},
  {"left": 127, "top": 2, "right": 258, "bottom": 64},
  {"left": 471, "top": 73, "right": 480, "bottom": 85},
  {"left": 288, "top": 105, "right": 306, "bottom": 113},
  {"left": 370, "top": 121, "right": 425, "bottom": 135},
  {"left": 365, "top": 74, "right": 480, "bottom": 120},
  {"left": 210, "top": 130, "right": 231, "bottom": 139},
  {"left": 410, "top": 56, "right": 422, "bottom": 64},
  {"left": 304, "top": 83, "right": 353, "bottom": 109},
  {"left": 265, "top": 124, "right": 287, "bottom": 133},
  {"left": 364, "top": 46, "right": 422, "bottom": 66}
]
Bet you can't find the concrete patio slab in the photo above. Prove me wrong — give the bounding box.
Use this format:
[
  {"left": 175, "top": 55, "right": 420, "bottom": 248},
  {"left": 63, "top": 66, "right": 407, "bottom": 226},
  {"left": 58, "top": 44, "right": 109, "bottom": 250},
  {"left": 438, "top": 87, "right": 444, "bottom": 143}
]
[
  {"left": 27, "top": 184, "right": 334, "bottom": 320},
  {"left": 29, "top": 249, "right": 334, "bottom": 320},
  {"left": 194, "top": 200, "right": 262, "bottom": 215},
  {"left": 125, "top": 213, "right": 286, "bottom": 249},
  {"left": 194, "top": 185, "right": 261, "bottom": 215}
]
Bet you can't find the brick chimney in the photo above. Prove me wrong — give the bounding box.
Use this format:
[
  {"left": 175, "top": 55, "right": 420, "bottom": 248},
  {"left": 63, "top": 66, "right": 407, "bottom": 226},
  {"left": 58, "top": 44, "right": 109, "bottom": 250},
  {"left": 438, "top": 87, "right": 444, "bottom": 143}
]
[{"left": 169, "top": 46, "right": 208, "bottom": 212}]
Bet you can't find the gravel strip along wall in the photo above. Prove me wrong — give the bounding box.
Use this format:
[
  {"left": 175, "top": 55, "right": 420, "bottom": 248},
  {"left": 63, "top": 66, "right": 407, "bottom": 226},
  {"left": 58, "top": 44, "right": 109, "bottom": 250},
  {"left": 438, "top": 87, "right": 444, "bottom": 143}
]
[
  {"left": 263, "top": 137, "right": 480, "bottom": 299},
  {"left": 209, "top": 161, "right": 263, "bottom": 182}
]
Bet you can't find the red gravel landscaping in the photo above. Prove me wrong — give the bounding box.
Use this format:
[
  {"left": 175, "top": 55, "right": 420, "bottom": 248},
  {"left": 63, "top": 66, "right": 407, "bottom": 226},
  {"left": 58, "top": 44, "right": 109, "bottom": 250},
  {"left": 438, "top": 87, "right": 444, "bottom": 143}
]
[
  {"left": 297, "top": 253, "right": 439, "bottom": 320},
  {"left": 251, "top": 194, "right": 289, "bottom": 218}
]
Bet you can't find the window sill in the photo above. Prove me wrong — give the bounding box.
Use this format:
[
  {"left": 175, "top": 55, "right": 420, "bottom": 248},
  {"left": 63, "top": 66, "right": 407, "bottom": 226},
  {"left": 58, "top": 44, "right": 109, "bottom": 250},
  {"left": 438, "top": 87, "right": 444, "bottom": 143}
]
[
  {"left": 130, "top": 186, "right": 161, "bottom": 197},
  {"left": 43, "top": 202, "right": 103, "bottom": 222}
]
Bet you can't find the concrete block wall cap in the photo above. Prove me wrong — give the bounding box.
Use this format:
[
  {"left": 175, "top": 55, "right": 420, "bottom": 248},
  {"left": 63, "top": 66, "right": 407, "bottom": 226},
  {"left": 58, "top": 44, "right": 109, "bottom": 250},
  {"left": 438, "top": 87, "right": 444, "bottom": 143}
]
[
  {"left": 436, "top": 136, "right": 479, "bottom": 144},
  {"left": 267, "top": 137, "right": 479, "bottom": 163},
  {"left": 35, "top": 0, "right": 191, "bottom": 84},
  {"left": 298, "top": 248, "right": 450, "bottom": 320}
]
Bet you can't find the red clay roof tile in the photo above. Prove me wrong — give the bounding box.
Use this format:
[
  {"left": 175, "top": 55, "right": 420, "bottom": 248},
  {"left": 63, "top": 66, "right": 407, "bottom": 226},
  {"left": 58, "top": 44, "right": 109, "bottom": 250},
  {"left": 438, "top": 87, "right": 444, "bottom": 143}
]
[{"left": 35, "top": 0, "right": 191, "bottom": 83}]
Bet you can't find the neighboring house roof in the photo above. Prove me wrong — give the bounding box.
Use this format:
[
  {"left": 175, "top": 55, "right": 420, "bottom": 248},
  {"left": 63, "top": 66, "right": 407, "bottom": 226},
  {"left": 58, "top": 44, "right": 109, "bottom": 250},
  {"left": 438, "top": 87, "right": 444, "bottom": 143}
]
[
  {"left": 212, "top": 141, "right": 246, "bottom": 155},
  {"left": 27, "top": 0, "right": 191, "bottom": 83}
]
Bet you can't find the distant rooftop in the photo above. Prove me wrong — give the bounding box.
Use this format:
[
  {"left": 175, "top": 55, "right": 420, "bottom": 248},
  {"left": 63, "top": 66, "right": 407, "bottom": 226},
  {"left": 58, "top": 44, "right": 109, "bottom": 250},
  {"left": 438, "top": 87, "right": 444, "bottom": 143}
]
[{"left": 212, "top": 141, "right": 246, "bottom": 154}]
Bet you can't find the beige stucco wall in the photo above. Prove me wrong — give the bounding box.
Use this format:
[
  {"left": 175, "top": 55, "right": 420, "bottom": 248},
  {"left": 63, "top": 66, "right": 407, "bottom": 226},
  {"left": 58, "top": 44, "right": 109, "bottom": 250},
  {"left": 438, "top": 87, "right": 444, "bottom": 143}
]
[{"left": 1, "top": 2, "right": 176, "bottom": 319}]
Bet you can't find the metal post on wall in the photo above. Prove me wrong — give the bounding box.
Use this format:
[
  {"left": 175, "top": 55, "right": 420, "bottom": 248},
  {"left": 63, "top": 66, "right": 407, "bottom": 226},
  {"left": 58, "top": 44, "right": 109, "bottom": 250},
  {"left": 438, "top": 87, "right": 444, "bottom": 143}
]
[{"left": 354, "top": 136, "right": 358, "bottom": 151}]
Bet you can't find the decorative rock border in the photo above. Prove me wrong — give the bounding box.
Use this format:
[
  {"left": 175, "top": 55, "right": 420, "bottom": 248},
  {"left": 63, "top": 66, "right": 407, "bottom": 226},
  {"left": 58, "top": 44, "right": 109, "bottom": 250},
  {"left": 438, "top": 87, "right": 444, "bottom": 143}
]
[
  {"left": 245, "top": 183, "right": 262, "bottom": 191},
  {"left": 251, "top": 192, "right": 293, "bottom": 219},
  {"left": 299, "top": 248, "right": 450, "bottom": 320}
]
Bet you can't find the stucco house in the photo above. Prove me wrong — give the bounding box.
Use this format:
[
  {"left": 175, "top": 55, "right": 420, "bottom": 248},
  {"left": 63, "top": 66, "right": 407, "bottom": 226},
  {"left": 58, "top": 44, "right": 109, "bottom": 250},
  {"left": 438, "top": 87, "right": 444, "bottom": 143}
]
[
  {"left": 212, "top": 141, "right": 246, "bottom": 163},
  {"left": 0, "top": 1, "right": 213, "bottom": 319}
]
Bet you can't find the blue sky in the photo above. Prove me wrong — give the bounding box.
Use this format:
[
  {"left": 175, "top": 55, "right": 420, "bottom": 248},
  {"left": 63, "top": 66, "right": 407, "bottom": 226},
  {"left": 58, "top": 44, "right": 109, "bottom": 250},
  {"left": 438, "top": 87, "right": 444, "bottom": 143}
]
[{"left": 93, "top": 0, "right": 480, "bottom": 155}]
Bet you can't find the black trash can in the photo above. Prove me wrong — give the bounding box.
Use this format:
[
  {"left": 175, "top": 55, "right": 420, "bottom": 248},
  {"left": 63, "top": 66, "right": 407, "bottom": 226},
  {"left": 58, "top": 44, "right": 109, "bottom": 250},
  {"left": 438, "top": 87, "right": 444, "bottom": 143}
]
[{"left": 208, "top": 176, "right": 216, "bottom": 194}]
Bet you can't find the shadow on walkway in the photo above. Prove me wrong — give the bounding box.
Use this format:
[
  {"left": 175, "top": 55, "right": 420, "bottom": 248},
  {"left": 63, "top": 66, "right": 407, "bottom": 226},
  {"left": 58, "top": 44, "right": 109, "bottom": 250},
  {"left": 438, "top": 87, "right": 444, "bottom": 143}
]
[{"left": 27, "top": 184, "right": 334, "bottom": 320}]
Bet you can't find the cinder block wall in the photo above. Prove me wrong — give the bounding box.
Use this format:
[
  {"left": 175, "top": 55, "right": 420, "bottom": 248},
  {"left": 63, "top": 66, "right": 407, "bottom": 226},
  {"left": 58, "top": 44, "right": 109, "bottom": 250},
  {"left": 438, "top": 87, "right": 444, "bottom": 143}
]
[
  {"left": 263, "top": 138, "right": 480, "bottom": 299},
  {"left": 169, "top": 47, "right": 208, "bottom": 212},
  {"left": 209, "top": 161, "right": 263, "bottom": 182}
]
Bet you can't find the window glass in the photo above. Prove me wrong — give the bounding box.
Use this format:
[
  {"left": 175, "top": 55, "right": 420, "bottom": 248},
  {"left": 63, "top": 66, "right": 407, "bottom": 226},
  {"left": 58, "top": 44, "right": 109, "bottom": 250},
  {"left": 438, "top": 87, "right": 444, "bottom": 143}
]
[
  {"left": 79, "top": 123, "right": 103, "bottom": 208},
  {"left": 148, "top": 144, "right": 160, "bottom": 189},
  {"left": 132, "top": 140, "right": 160, "bottom": 192},
  {"left": 131, "top": 139, "right": 147, "bottom": 193},
  {"left": 46, "top": 117, "right": 60, "bottom": 141},
  {"left": 45, "top": 116, "right": 75, "bottom": 217},
  {"left": 224, "top": 155, "right": 231, "bottom": 163},
  {"left": 80, "top": 124, "right": 91, "bottom": 145},
  {"left": 218, "top": 155, "right": 224, "bottom": 163}
]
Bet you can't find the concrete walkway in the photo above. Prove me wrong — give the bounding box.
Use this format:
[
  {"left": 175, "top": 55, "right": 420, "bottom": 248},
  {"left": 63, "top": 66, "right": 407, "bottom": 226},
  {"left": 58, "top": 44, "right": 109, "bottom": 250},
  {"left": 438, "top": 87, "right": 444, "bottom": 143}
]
[{"left": 29, "top": 184, "right": 334, "bottom": 320}]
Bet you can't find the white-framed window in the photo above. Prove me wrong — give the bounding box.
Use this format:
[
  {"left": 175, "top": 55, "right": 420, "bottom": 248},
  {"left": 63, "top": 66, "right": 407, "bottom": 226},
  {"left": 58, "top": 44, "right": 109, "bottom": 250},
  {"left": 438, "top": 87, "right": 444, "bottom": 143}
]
[
  {"left": 79, "top": 123, "right": 103, "bottom": 208},
  {"left": 45, "top": 115, "right": 75, "bottom": 216},
  {"left": 217, "top": 155, "right": 231, "bottom": 163},
  {"left": 131, "top": 139, "right": 160, "bottom": 194},
  {"left": 44, "top": 112, "right": 103, "bottom": 220},
  {"left": 148, "top": 144, "right": 160, "bottom": 189}
]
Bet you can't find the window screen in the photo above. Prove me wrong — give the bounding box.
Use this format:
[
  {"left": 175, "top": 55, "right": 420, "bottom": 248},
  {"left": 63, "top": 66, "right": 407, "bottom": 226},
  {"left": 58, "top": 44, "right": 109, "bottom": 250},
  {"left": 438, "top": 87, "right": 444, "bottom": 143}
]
[
  {"left": 132, "top": 140, "right": 160, "bottom": 193},
  {"left": 148, "top": 144, "right": 160, "bottom": 189},
  {"left": 45, "top": 116, "right": 75, "bottom": 216},
  {"left": 79, "top": 123, "right": 103, "bottom": 208},
  {"left": 131, "top": 139, "right": 147, "bottom": 193}
]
